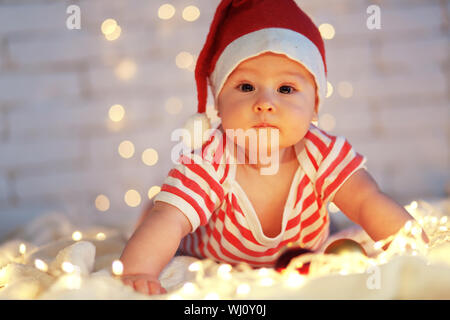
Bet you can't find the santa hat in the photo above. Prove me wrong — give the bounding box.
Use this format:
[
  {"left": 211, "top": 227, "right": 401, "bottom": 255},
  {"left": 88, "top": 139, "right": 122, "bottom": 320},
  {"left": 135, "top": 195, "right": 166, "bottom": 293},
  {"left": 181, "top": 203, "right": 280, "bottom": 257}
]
[{"left": 186, "top": 0, "right": 327, "bottom": 148}]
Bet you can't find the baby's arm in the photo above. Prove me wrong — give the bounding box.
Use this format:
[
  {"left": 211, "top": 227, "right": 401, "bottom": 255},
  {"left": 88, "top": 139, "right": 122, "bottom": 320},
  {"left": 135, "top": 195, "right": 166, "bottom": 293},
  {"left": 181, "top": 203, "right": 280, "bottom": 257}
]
[
  {"left": 332, "top": 169, "right": 429, "bottom": 248},
  {"left": 119, "top": 201, "right": 192, "bottom": 295}
]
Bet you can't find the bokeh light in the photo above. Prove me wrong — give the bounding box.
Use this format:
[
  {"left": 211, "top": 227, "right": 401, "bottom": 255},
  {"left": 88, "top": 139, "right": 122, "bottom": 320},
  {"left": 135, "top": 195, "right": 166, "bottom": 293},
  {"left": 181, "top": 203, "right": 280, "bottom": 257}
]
[
  {"left": 337, "top": 81, "right": 354, "bottom": 98},
  {"left": 124, "top": 189, "right": 141, "bottom": 207},
  {"left": 118, "top": 140, "right": 135, "bottom": 159},
  {"left": 114, "top": 59, "right": 137, "bottom": 80},
  {"left": 142, "top": 148, "right": 159, "bottom": 166},
  {"left": 101, "top": 19, "right": 118, "bottom": 35},
  {"left": 319, "top": 113, "right": 336, "bottom": 131},
  {"left": 95, "top": 194, "right": 110, "bottom": 212},
  {"left": 158, "top": 4, "right": 176, "bottom": 20},
  {"left": 165, "top": 97, "right": 183, "bottom": 115},
  {"left": 182, "top": 6, "right": 200, "bottom": 22},
  {"left": 319, "top": 23, "right": 335, "bottom": 40},
  {"left": 148, "top": 186, "right": 161, "bottom": 200},
  {"left": 176, "top": 51, "right": 195, "bottom": 69},
  {"left": 109, "top": 104, "right": 125, "bottom": 122}
]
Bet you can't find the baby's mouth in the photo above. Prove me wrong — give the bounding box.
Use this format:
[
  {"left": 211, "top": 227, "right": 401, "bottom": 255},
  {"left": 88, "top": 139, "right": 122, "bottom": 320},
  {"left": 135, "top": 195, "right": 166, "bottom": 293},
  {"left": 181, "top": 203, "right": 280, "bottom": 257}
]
[{"left": 252, "top": 123, "right": 278, "bottom": 129}]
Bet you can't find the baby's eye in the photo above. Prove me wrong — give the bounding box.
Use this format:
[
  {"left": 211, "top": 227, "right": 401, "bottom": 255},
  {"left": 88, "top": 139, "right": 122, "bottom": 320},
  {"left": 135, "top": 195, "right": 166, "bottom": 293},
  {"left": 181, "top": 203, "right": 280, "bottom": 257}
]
[
  {"left": 278, "top": 85, "right": 296, "bottom": 94},
  {"left": 238, "top": 83, "right": 254, "bottom": 92}
]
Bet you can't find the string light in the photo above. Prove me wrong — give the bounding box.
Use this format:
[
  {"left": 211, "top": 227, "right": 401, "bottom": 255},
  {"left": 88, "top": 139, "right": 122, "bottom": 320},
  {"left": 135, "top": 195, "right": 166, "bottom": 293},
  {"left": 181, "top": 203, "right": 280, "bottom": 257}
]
[
  {"left": 181, "top": 282, "right": 197, "bottom": 295},
  {"left": 204, "top": 292, "right": 220, "bottom": 300},
  {"left": 72, "top": 231, "right": 82, "bottom": 241},
  {"left": 236, "top": 283, "right": 251, "bottom": 296},
  {"left": 112, "top": 260, "right": 124, "bottom": 276},
  {"left": 34, "top": 259, "right": 48, "bottom": 272},
  {"left": 61, "top": 262, "right": 75, "bottom": 274},
  {"left": 96, "top": 232, "right": 106, "bottom": 241},
  {"left": 19, "top": 243, "right": 26, "bottom": 255}
]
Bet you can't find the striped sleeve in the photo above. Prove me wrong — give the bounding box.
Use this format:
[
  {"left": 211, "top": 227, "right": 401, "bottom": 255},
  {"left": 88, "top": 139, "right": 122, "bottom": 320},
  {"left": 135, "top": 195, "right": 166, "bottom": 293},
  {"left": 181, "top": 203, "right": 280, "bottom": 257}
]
[
  {"left": 153, "top": 153, "right": 225, "bottom": 232},
  {"left": 315, "top": 136, "right": 367, "bottom": 204}
]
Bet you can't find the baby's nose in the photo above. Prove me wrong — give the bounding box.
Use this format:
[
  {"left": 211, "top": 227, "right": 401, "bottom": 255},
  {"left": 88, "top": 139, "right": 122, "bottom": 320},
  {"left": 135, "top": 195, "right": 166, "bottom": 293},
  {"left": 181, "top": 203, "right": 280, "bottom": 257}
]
[{"left": 254, "top": 104, "right": 275, "bottom": 113}]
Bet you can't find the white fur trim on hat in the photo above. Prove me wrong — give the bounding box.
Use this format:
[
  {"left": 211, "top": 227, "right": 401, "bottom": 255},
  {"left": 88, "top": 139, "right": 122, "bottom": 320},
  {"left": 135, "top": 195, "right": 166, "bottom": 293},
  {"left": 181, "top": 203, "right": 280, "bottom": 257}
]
[{"left": 209, "top": 27, "right": 327, "bottom": 109}]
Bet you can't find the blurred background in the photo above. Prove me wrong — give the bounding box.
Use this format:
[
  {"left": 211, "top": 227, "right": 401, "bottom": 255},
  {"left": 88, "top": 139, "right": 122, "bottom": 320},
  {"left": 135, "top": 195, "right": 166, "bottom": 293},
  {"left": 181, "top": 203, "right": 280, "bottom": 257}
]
[{"left": 0, "top": 0, "right": 448, "bottom": 240}]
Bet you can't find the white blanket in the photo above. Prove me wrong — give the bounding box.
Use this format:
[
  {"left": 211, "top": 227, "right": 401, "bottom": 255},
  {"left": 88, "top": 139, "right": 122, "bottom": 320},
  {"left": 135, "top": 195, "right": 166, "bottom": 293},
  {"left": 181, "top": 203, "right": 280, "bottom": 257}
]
[{"left": 1, "top": 199, "right": 449, "bottom": 299}]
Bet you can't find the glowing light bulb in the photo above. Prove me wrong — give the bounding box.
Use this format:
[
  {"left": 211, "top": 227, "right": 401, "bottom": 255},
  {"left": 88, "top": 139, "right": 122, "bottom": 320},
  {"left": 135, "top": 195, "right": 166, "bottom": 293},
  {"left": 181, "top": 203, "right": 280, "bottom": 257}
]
[
  {"left": 285, "top": 272, "right": 305, "bottom": 288},
  {"left": 61, "top": 262, "right": 75, "bottom": 273},
  {"left": 96, "top": 232, "right": 106, "bottom": 241},
  {"left": 72, "top": 231, "right": 82, "bottom": 241},
  {"left": 217, "top": 264, "right": 232, "bottom": 280},
  {"left": 411, "top": 226, "right": 421, "bottom": 237},
  {"left": 259, "top": 277, "right": 274, "bottom": 287},
  {"left": 236, "top": 283, "right": 251, "bottom": 296},
  {"left": 34, "top": 259, "right": 48, "bottom": 272},
  {"left": 188, "top": 261, "right": 202, "bottom": 272},
  {"left": 204, "top": 292, "right": 220, "bottom": 300},
  {"left": 258, "top": 268, "right": 270, "bottom": 277},
  {"left": 112, "top": 260, "right": 124, "bottom": 276},
  {"left": 182, "top": 282, "right": 197, "bottom": 295},
  {"left": 373, "top": 241, "right": 383, "bottom": 250},
  {"left": 404, "top": 220, "right": 413, "bottom": 233},
  {"left": 19, "top": 243, "right": 26, "bottom": 255}
]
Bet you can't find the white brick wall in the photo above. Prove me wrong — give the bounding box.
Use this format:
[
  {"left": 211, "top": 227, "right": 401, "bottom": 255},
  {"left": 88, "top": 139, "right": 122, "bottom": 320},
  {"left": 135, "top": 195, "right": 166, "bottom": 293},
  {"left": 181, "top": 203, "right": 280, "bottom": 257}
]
[{"left": 0, "top": 0, "right": 448, "bottom": 239}]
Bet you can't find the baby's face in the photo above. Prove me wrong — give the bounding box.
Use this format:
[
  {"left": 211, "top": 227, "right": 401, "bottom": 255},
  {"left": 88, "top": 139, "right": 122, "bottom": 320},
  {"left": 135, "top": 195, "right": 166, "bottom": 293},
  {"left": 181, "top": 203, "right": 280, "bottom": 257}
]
[{"left": 216, "top": 52, "right": 318, "bottom": 151}]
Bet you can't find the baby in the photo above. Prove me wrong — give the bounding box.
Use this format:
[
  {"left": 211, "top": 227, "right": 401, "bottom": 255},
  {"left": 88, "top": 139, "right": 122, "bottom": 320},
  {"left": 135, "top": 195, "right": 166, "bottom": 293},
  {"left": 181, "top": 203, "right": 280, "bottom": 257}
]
[{"left": 119, "top": 0, "right": 428, "bottom": 295}]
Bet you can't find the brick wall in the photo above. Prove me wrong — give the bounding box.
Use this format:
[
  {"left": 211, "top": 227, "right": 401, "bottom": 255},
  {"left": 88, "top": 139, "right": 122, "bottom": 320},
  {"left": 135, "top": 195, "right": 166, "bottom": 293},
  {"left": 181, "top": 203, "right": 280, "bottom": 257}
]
[{"left": 0, "top": 0, "right": 448, "bottom": 239}]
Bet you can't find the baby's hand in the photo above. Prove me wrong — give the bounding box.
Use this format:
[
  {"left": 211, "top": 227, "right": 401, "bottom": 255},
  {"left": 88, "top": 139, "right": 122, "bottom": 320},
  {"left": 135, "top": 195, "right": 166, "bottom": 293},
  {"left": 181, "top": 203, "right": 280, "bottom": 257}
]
[{"left": 121, "top": 274, "right": 167, "bottom": 295}]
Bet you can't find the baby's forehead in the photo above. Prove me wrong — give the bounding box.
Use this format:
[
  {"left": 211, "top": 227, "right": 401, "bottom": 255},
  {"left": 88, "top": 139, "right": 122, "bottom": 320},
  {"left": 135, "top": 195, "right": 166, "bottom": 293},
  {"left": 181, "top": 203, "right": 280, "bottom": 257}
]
[{"left": 230, "top": 52, "right": 315, "bottom": 82}]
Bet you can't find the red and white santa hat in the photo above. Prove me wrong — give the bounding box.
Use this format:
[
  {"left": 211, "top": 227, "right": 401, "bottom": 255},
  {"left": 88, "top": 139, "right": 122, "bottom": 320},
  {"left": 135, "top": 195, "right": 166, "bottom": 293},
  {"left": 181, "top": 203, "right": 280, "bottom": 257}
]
[{"left": 195, "top": 0, "right": 327, "bottom": 116}]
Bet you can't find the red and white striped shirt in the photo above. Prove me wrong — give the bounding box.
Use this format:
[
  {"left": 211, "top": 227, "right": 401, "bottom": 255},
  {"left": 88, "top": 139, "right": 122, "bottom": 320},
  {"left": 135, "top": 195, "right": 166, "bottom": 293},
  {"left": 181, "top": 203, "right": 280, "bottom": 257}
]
[{"left": 154, "top": 124, "right": 367, "bottom": 267}]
